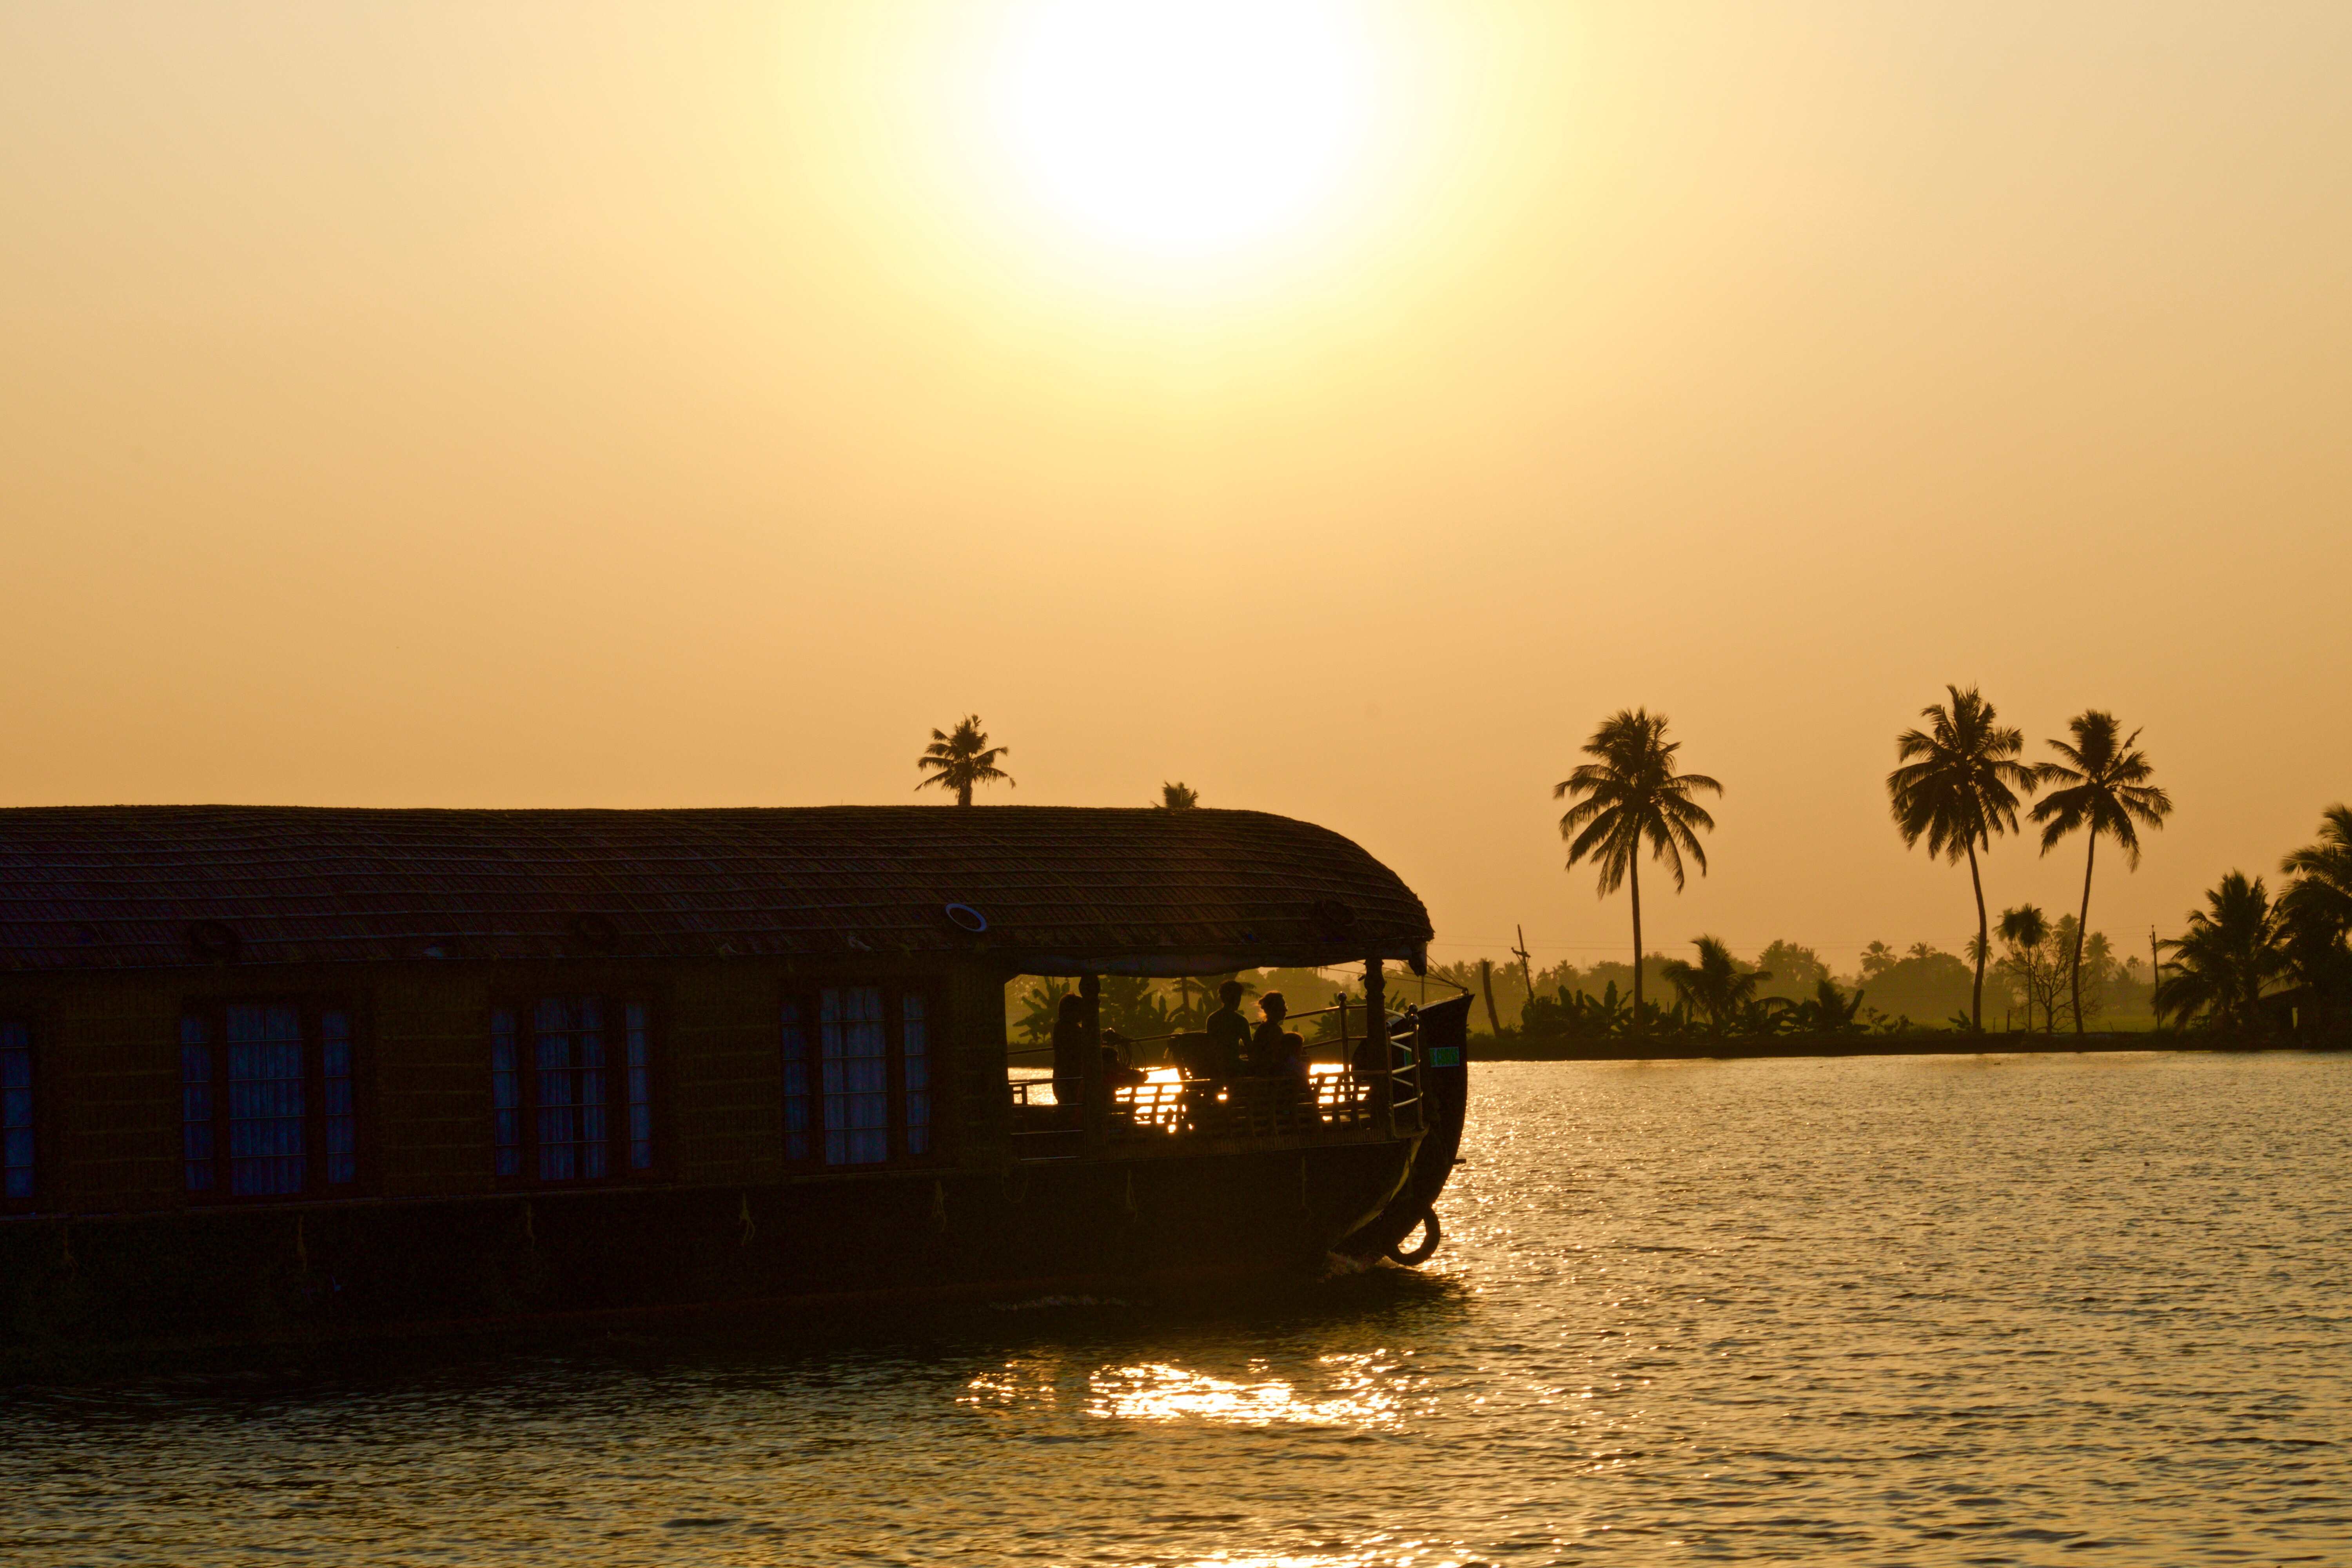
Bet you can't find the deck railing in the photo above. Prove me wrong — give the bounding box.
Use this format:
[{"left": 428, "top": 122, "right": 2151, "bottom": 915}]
[
  {"left": 1007, "top": 1003, "right": 1430, "bottom": 1156},
  {"left": 1009, "top": 1070, "right": 1378, "bottom": 1142}
]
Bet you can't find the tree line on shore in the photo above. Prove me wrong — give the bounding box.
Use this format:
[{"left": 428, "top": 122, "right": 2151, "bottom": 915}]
[
  {"left": 1543, "top": 689, "right": 2347, "bottom": 1041},
  {"left": 1548, "top": 691, "right": 2183, "bottom": 1038},
  {"left": 2153, "top": 806, "right": 2352, "bottom": 1033},
  {"left": 1436, "top": 929, "right": 2159, "bottom": 1045},
  {"left": 998, "top": 926, "right": 2163, "bottom": 1054},
  {"left": 922, "top": 708, "right": 2351, "bottom": 1047}
]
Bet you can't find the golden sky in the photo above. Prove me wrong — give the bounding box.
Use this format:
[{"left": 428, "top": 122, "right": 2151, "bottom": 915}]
[{"left": 4, "top": 2, "right": 2348, "bottom": 973}]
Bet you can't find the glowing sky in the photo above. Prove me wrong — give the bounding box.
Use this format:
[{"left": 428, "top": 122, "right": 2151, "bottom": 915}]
[{"left": 2, "top": 2, "right": 2347, "bottom": 971}]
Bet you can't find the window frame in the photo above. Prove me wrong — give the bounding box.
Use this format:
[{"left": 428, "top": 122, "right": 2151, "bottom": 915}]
[
  {"left": 488, "top": 992, "right": 666, "bottom": 1188},
  {"left": 780, "top": 980, "right": 940, "bottom": 1171},
  {"left": 178, "top": 996, "right": 366, "bottom": 1204},
  {"left": 1, "top": 1018, "right": 37, "bottom": 1215}
]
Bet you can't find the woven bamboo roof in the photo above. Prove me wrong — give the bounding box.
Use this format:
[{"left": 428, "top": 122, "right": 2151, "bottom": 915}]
[{"left": 0, "top": 806, "right": 1432, "bottom": 976}]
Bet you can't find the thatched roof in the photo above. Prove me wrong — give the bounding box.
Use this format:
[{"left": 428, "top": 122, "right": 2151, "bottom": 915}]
[{"left": 0, "top": 806, "right": 1431, "bottom": 976}]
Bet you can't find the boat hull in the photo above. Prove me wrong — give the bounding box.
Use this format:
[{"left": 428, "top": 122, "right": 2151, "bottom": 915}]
[
  {"left": 1339, "top": 993, "right": 1474, "bottom": 1259},
  {"left": 0, "top": 1134, "right": 1418, "bottom": 1359}
]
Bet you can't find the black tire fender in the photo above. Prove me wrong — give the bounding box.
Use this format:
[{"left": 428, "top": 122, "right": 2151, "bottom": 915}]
[{"left": 1384, "top": 1207, "right": 1441, "bottom": 1266}]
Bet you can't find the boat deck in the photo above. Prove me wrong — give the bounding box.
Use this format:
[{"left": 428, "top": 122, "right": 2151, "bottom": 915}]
[{"left": 1007, "top": 1066, "right": 1420, "bottom": 1161}]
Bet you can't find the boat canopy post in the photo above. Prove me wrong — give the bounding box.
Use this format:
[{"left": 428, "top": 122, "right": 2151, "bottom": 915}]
[
  {"left": 1078, "top": 972, "right": 1106, "bottom": 1153},
  {"left": 1365, "top": 958, "right": 1390, "bottom": 1137}
]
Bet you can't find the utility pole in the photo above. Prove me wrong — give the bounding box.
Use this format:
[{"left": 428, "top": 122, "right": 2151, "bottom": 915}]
[
  {"left": 1512, "top": 924, "right": 1537, "bottom": 1023},
  {"left": 1079, "top": 973, "right": 1105, "bottom": 1151},
  {"left": 2149, "top": 926, "right": 2162, "bottom": 1030}
]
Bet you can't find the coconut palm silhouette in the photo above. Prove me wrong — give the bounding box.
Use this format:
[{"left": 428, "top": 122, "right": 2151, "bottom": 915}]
[
  {"left": 915, "top": 715, "right": 1013, "bottom": 806},
  {"left": 1794, "top": 977, "right": 1867, "bottom": 1033},
  {"left": 2278, "top": 805, "right": 2352, "bottom": 1018},
  {"left": 1553, "top": 709, "right": 1721, "bottom": 1038},
  {"left": 2030, "top": 711, "right": 2172, "bottom": 1034},
  {"left": 2279, "top": 804, "right": 2352, "bottom": 934},
  {"left": 1658, "top": 935, "right": 1766, "bottom": 1037},
  {"left": 1997, "top": 904, "right": 2052, "bottom": 1031},
  {"left": 1887, "top": 685, "right": 2038, "bottom": 1033},
  {"left": 2156, "top": 872, "right": 2287, "bottom": 1031}
]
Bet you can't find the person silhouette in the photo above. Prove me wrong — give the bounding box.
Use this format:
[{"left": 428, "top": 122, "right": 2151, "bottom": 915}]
[
  {"left": 1203, "top": 979, "right": 1251, "bottom": 1083},
  {"left": 1250, "top": 991, "right": 1291, "bottom": 1077}
]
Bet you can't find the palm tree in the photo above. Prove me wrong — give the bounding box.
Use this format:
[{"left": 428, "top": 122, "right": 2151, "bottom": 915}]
[
  {"left": 2029, "top": 711, "right": 2173, "bottom": 1036},
  {"left": 2279, "top": 805, "right": 2352, "bottom": 1022},
  {"left": 1887, "top": 685, "right": 2038, "bottom": 1033},
  {"left": 2279, "top": 804, "right": 2352, "bottom": 935},
  {"left": 1099, "top": 974, "right": 1176, "bottom": 1043},
  {"left": 1159, "top": 782, "right": 1200, "bottom": 808},
  {"left": 1013, "top": 977, "right": 1074, "bottom": 1045},
  {"left": 1658, "top": 936, "right": 1766, "bottom": 1037},
  {"left": 1793, "top": 978, "right": 1867, "bottom": 1033},
  {"left": 1553, "top": 709, "right": 1722, "bottom": 1037},
  {"left": 1996, "top": 904, "right": 2051, "bottom": 1031},
  {"left": 915, "top": 715, "right": 1013, "bottom": 806},
  {"left": 1997, "top": 904, "right": 2047, "bottom": 952},
  {"left": 2155, "top": 872, "right": 2287, "bottom": 1031}
]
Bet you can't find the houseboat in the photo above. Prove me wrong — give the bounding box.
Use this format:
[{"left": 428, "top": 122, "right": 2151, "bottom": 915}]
[{"left": 0, "top": 804, "right": 1469, "bottom": 1354}]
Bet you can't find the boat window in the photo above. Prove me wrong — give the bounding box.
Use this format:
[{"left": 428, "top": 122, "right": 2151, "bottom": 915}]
[
  {"left": 228, "top": 1003, "right": 306, "bottom": 1196},
  {"left": 533, "top": 996, "right": 609, "bottom": 1181},
  {"left": 2, "top": 1022, "right": 32, "bottom": 1208},
  {"left": 179, "top": 1001, "right": 361, "bottom": 1199},
  {"left": 488, "top": 995, "right": 657, "bottom": 1183},
  {"left": 821, "top": 987, "right": 889, "bottom": 1165},
  {"left": 782, "top": 985, "right": 936, "bottom": 1167}
]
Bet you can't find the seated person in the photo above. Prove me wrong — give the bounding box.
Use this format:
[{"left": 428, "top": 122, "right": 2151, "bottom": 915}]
[
  {"left": 1276, "top": 1029, "right": 1317, "bottom": 1121},
  {"left": 1277, "top": 1029, "right": 1312, "bottom": 1084},
  {"left": 1098, "top": 1029, "right": 1149, "bottom": 1090},
  {"left": 1249, "top": 991, "right": 1291, "bottom": 1077},
  {"left": 1201, "top": 979, "right": 1252, "bottom": 1083}
]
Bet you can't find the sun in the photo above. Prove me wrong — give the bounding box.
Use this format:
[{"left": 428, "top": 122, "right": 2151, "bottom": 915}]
[{"left": 990, "top": 0, "right": 1376, "bottom": 260}]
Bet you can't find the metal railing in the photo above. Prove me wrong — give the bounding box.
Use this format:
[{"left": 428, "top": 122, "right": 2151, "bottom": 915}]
[
  {"left": 1010, "top": 1069, "right": 1381, "bottom": 1142},
  {"left": 1006, "top": 1002, "right": 1428, "bottom": 1152}
]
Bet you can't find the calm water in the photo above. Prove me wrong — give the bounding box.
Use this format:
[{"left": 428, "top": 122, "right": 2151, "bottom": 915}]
[{"left": 4, "top": 1053, "right": 2348, "bottom": 1566}]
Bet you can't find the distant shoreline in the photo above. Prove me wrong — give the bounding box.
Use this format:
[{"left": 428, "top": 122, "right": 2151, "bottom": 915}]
[{"left": 1471, "top": 1032, "right": 2348, "bottom": 1062}]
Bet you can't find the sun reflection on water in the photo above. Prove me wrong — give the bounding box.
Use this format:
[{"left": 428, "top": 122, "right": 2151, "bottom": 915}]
[
  {"left": 1168, "top": 1556, "right": 1455, "bottom": 1568},
  {"left": 962, "top": 1351, "right": 1416, "bottom": 1430}
]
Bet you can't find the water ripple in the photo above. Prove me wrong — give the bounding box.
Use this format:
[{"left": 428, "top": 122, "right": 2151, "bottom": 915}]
[{"left": 2, "top": 1052, "right": 2348, "bottom": 1564}]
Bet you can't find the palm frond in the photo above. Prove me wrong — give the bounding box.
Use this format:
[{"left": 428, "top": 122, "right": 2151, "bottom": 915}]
[
  {"left": 1553, "top": 708, "right": 1720, "bottom": 901},
  {"left": 1886, "top": 684, "right": 2038, "bottom": 863},
  {"left": 913, "top": 714, "right": 1016, "bottom": 802},
  {"left": 2027, "top": 711, "right": 2169, "bottom": 866},
  {"left": 2154, "top": 871, "right": 2287, "bottom": 1029}
]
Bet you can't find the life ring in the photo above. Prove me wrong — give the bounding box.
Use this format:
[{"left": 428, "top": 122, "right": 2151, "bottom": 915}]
[
  {"left": 567, "top": 912, "right": 619, "bottom": 953},
  {"left": 1384, "top": 1207, "right": 1441, "bottom": 1266}
]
